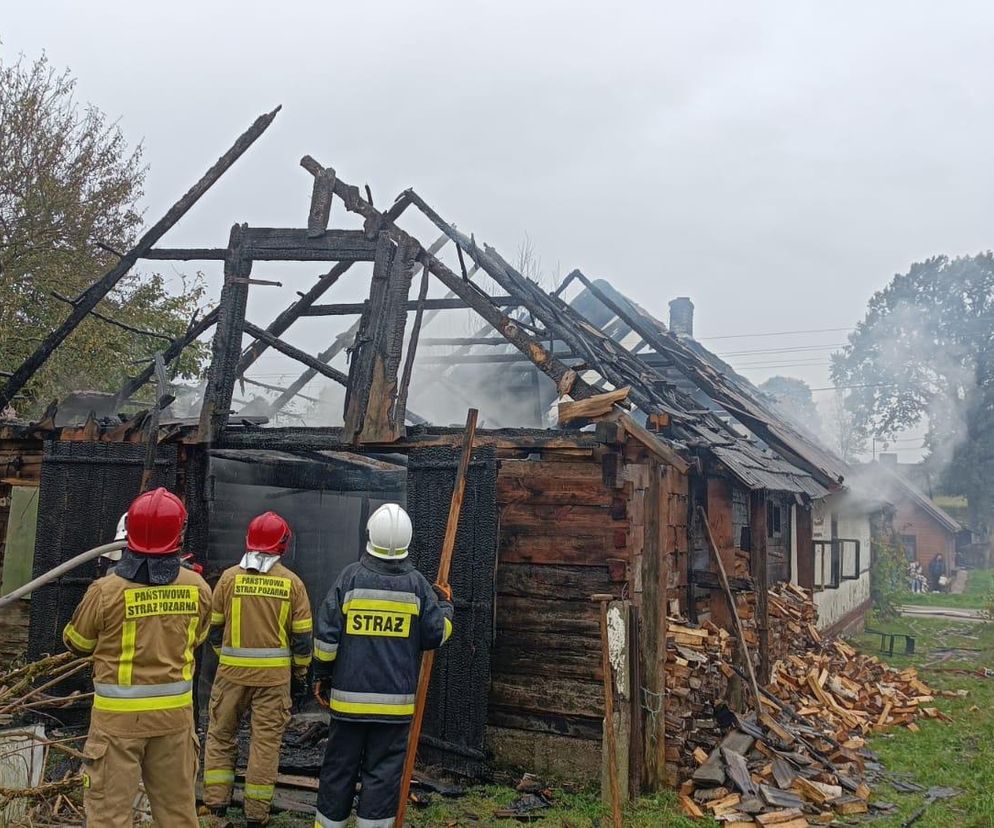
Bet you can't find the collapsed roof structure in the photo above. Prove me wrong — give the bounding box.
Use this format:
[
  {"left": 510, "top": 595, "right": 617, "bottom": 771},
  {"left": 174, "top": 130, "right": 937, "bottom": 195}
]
[{"left": 0, "top": 108, "right": 877, "bottom": 792}]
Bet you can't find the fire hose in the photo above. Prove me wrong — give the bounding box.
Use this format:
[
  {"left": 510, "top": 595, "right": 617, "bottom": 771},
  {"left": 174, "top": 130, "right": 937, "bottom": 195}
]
[{"left": 0, "top": 540, "right": 127, "bottom": 611}]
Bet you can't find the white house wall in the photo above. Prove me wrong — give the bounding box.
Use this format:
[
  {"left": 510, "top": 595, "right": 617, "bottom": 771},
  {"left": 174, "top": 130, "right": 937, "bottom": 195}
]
[{"left": 808, "top": 495, "right": 872, "bottom": 631}]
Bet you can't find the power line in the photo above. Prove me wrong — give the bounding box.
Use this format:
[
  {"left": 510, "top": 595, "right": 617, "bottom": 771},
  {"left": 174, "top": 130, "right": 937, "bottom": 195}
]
[
  {"left": 699, "top": 326, "right": 853, "bottom": 341},
  {"left": 717, "top": 343, "right": 846, "bottom": 357}
]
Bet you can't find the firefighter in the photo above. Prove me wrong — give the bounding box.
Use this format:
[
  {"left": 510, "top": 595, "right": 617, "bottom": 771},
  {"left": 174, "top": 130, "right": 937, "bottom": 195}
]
[
  {"left": 313, "top": 503, "right": 454, "bottom": 828},
  {"left": 63, "top": 487, "right": 212, "bottom": 828},
  {"left": 203, "top": 511, "right": 313, "bottom": 827}
]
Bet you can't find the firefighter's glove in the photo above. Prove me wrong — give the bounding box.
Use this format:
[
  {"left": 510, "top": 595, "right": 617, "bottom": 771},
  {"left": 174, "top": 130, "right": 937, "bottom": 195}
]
[
  {"left": 291, "top": 673, "right": 310, "bottom": 710},
  {"left": 433, "top": 583, "right": 453, "bottom": 603},
  {"left": 313, "top": 679, "right": 331, "bottom": 709}
]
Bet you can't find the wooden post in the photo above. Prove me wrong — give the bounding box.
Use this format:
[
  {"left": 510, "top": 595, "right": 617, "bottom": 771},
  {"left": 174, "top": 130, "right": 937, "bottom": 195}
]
[
  {"left": 697, "top": 505, "right": 764, "bottom": 719},
  {"left": 751, "top": 491, "right": 771, "bottom": 684},
  {"left": 395, "top": 408, "right": 478, "bottom": 827},
  {"left": 197, "top": 224, "right": 252, "bottom": 443},
  {"left": 593, "top": 593, "right": 623, "bottom": 828},
  {"left": 0, "top": 107, "right": 280, "bottom": 410},
  {"left": 138, "top": 353, "right": 170, "bottom": 493},
  {"left": 795, "top": 504, "right": 815, "bottom": 592}
]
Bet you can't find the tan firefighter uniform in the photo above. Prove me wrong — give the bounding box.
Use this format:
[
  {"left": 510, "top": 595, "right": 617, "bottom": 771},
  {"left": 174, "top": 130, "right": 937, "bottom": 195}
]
[
  {"left": 203, "top": 562, "right": 312, "bottom": 822},
  {"left": 63, "top": 566, "right": 212, "bottom": 828}
]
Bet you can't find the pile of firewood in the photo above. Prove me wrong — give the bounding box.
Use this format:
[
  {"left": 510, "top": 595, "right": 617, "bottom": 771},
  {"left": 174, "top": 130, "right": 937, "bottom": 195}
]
[
  {"left": 664, "top": 620, "right": 732, "bottom": 785},
  {"left": 670, "top": 583, "right": 951, "bottom": 825}
]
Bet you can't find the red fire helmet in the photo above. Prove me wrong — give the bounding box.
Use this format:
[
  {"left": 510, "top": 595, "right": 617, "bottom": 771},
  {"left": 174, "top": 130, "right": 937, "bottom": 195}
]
[
  {"left": 246, "top": 511, "right": 292, "bottom": 555},
  {"left": 126, "top": 488, "right": 187, "bottom": 555}
]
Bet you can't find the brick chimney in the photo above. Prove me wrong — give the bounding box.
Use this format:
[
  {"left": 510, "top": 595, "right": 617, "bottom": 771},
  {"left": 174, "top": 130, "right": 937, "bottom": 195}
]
[{"left": 668, "top": 297, "right": 694, "bottom": 338}]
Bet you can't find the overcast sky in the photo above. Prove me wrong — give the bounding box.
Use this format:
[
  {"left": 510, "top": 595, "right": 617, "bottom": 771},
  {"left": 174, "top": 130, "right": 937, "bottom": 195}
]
[{"left": 4, "top": 2, "right": 992, "bottom": 454}]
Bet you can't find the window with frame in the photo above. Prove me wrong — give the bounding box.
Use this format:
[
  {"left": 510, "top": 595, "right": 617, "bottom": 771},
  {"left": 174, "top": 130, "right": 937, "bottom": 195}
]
[{"left": 901, "top": 534, "right": 918, "bottom": 562}]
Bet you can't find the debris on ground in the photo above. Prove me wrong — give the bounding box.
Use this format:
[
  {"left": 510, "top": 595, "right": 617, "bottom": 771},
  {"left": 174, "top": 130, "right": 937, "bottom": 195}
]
[{"left": 669, "top": 583, "right": 949, "bottom": 825}]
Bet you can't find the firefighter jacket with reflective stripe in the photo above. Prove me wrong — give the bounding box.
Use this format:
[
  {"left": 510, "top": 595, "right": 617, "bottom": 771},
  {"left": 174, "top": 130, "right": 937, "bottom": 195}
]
[
  {"left": 63, "top": 567, "right": 212, "bottom": 737},
  {"left": 209, "top": 561, "right": 313, "bottom": 687},
  {"left": 313, "top": 552, "right": 453, "bottom": 723}
]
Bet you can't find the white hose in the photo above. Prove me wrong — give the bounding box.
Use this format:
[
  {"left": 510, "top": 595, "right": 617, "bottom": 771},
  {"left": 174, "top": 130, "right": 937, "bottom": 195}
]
[{"left": 0, "top": 541, "right": 127, "bottom": 611}]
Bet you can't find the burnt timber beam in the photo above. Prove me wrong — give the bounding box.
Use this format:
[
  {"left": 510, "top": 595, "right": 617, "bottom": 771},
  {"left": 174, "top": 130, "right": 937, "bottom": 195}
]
[
  {"left": 303, "top": 296, "right": 518, "bottom": 315},
  {"left": 344, "top": 234, "right": 419, "bottom": 443},
  {"left": 299, "top": 155, "right": 603, "bottom": 404},
  {"left": 242, "top": 228, "right": 378, "bottom": 262},
  {"left": 395, "top": 263, "right": 429, "bottom": 427},
  {"left": 242, "top": 322, "right": 350, "bottom": 386},
  {"left": 419, "top": 351, "right": 576, "bottom": 365},
  {"left": 242, "top": 376, "right": 319, "bottom": 404},
  {"left": 236, "top": 260, "right": 355, "bottom": 377},
  {"left": 216, "top": 425, "right": 602, "bottom": 452},
  {"left": 307, "top": 166, "right": 337, "bottom": 237},
  {"left": 115, "top": 306, "right": 221, "bottom": 404},
  {"left": 198, "top": 224, "right": 253, "bottom": 443},
  {"left": 142, "top": 248, "right": 229, "bottom": 261},
  {"left": 0, "top": 106, "right": 281, "bottom": 410},
  {"left": 263, "top": 233, "right": 453, "bottom": 419},
  {"left": 50, "top": 291, "right": 175, "bottom": 341}
]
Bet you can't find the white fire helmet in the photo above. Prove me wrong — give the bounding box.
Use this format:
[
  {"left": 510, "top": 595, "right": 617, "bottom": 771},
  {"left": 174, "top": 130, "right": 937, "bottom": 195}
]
[
  {"left": 102, "top": 512, "right": 127, "bottom": 562},
  {"left": 366, "top": 503, "right": 413, "bottom": 560}
]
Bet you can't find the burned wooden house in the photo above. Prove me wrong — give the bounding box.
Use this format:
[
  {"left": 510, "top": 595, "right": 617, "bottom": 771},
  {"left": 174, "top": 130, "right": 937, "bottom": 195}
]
[{"left": 0, "top": 108, "right": 877, "bottom": 795}]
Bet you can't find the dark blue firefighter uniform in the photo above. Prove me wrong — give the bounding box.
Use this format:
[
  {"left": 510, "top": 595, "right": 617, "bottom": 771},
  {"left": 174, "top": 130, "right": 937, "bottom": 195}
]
[{"left": 313, "top": 551, "right": 453, "bottom": 828}]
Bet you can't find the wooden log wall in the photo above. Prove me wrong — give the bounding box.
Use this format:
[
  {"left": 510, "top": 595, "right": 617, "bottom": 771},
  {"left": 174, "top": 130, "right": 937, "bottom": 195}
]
[{"left": 488, "top": 453, "right": 623, "bottom": 780}]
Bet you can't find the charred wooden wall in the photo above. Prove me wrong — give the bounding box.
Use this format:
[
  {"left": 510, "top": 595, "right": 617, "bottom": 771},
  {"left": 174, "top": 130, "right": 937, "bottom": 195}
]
[
  {"left": 488, "top": 453, "right": 622, "bottom": 779},
  {"left": 486, "top": 440, "right": 689, "bottom": 791}
]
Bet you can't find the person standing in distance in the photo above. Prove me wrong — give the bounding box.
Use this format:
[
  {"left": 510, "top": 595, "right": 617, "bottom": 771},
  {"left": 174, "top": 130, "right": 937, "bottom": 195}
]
[
  {"left": 313, "top": 503, "right": 454, "bottom": 828},
  {"left": 63, "top": 488, "right": 212, "bottom": 828}
]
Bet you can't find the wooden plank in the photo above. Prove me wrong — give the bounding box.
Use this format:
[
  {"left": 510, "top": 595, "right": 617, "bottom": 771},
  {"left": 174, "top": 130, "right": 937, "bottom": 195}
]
[
  {"left": 304, "top": 296, "right": 517, "bottom": 314},
  {"left": 495, "top": 563, "right": 615, "bottom": 600},
  {"left": 492, "top": 631, "right": 602, "bottom": 681},
  {"left": 500, "top": 503, "right": 623, "bottom": 534},
  {"left": 0, "top": 107, "right": 280, "bottom": 410},
  {"left": 242, "top": 323, "right": 348, "bottom": 385},
  {"left": 306, "top": 166, "right": 336, "bottom": 237},
  {"left": 496, "top": 596, "right": 601, "bottom": 637},
  {"left": 559, "top": 387, "right": 630, "bottom": 424},
  {"left": 489, "top": 674, "right": 604, "bottom": 718},
  {"left": 499, "top": 532, "right": 627, "bottom": 567},
  {"left": 242, "top": 227, "right": 378, "bottom": 261},
  {"left": 497, "top": 475, "right": 615, "bottom": 507},
  {"left": 487, "top": 707, "right": 602, "bottom": 741}
]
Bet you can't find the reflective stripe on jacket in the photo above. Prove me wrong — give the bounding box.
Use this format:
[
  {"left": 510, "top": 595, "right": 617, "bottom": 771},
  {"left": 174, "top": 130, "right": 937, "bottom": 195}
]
[
  {"left": 313, "top": 551, "right": 454, "bottom": 723},
  {"left": 62, "top": 566, "right": 212, "bottom": 736},
  {"left": 209, "top": 561, "right": 312, "bottom": 686}
]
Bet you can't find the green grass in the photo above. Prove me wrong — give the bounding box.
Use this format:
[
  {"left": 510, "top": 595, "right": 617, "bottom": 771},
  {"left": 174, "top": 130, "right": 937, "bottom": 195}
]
[
  {"left": 210, "top": 788, "right": 711, "bottom": 827},
  {"left": 851, "top": 617, "right": 994, "bottom": 828},
  {"left": 900, "top": 568, "right": 994, "bottom": 611}
]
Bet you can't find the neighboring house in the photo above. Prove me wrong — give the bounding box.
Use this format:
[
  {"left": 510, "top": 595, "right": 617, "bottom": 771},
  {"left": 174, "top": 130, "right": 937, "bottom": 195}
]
[{"left": 852, "top": 457, "right": 964, "bottom": 571}]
